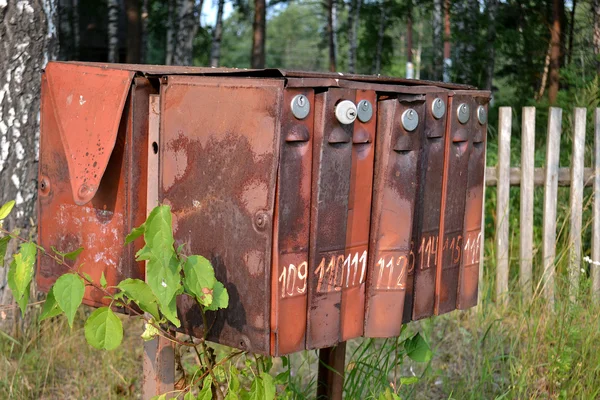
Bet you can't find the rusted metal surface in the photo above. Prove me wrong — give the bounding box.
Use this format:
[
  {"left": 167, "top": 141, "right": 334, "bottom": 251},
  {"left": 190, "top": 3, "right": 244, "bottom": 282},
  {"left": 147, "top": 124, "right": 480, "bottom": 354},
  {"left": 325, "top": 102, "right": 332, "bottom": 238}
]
[
  {"left": 409, "top": 91, "right": 450, "bottom": 321},
  {"left": 270, "top": 88, "right": 315, "bottom": 356},
  {"left": 37, "top": 65, "right": 151, "bottom": 307},
  {"left": 159, "top": 76, "right": 283, "bottom": 355},
  {"left": 363, "top": 95, "right": 425, "bottom": 337},
  {"left": 340, "top": 90, "right": 376, "bottom": 342},
  {"left": 434, "top": 94, "right": 472, "bottom": 315},
  {"left": 457, "top": 93, "right": 490, "bottom": 309},
  {"left": 306, "top": 89, "right": 355, "bottom": 350}
]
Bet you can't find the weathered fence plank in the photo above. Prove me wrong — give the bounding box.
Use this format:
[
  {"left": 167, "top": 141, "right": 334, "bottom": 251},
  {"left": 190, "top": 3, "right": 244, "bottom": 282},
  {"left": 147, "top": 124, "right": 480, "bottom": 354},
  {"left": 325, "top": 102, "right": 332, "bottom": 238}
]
[
  {"left": 542, "top": 107, "right": 562, "bottom": 310},
  {"left": 496, "top": 107, "right": 511, "bottom": 305},
  {"left": 593, "top": 109, "right": 600, "bottom": 303},
  {"left": 485, "top": 167, "right": 594, "bottom": 186},
  {"left": 569, "top": 108, "right": 586, "bottom": 300},
  {"left": 520, "top": 107, "right": 535, "bottom": 301}
]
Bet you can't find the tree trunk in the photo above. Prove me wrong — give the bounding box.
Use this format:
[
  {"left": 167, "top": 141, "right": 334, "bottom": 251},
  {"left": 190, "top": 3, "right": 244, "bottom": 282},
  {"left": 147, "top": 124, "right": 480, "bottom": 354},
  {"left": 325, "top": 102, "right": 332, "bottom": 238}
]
[
  {"left": 251, "top": 0, "right": 266, "bottom": 68},
  {"left": 126, "top": 0, "right": 141, "bottom": 64},
  {"left": 173, "top": 0, "right": 199, "bottom": 66},
  {"left": 107, "top": 0, "right": 119, "bottom": 62},
  {"left": 211, "top": 0, "right": 225, "bottom": 67},
  {"left": 594, "top": 0, "right": 600, "bottom": 74},
  {"left": 548, "top": 0, "right": 562, "bottom": 104},
  {"left": 0, "top": 0, "right": 58, "bottom": 326},
  {"left": 415, "top": 20, "right": 422, "bottom": 79},
  {"left": 141, "top": 0, "right": 148, "bottom": 63},
  {"left": 443, "top": 0, "right": 451, "bottom": 82},
  {"left": 432, "top": 0, "right": 443, "bottom": 81},
  {"left": 567, "top": 0, "right": 576, "bottom": 65},
  {"left": 485, "top": 0, "right": 498, "bottom": 90},
  {"left": 374, "top": 0, "right": 386, "bottom": 75},
  {"left": 58, "top": 0, "right": 72, "bottom": 60},
  {"left": 406, "top": 2, "right": 413, "bottom": 79},
  {"left": 348, "top": 0, "right": 361, "bottom": 73},
  {"left": 165, "top": 0, "right": 176, "bottom": 65},
  {"left": 327, "top": 0, "right": 336, "bottom": 72},
  {"left": 72, "top": 0, "right": 80, "bottom": 59}
]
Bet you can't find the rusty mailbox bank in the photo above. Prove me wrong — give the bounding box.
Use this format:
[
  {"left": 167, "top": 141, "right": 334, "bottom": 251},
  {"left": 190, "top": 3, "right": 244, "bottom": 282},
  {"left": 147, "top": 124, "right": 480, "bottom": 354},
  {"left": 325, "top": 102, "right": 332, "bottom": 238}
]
[{"left": 37, "top": 62, "right": 489, "bottom": 356}]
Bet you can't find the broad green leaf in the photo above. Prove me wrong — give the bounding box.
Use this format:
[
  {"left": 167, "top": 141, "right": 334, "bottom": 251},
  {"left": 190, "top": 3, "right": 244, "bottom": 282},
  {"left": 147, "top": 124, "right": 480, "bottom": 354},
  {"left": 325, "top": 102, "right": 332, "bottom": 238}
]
[
  {"left": 229, "top": 366, "right": 241, "bottom": 393},
  {"left": 0, "top": 236, "right": 10, "bottom": 267},
  {"left": 53, "top": 273, "right": 85, "bottom": 328},
  {"left": 183, "top": 255, "right": 216, "bottom": 307},
  {"left": 100, "top": 272, "right": 107, "bottom": 288},
  {"left": 159, "top": 295, "right": 180, "bottom": 327},
  {"left": 150, "top": 394, "right": 166, "bottom": 400},
  {"left": 260, "top": 372, "right": 276, "bottom": 400},
  {"left": 0, "top": 200, "right": 15, "bottom": 220},
  {"left": 400, "top": 376, "right": 419, "bottom": 385},
  {"left": 183, "top": 391, "right": 194, "bottom": 400},
  {"left": 117, "top": 278, "right": 160, "bottom": 320},
  {"left": 198, "top": 375, "right": 213, "bottom": 400},
  {"left": 12, "top": 242, "right": 37, "bottom": 296},
  {"left": 84, "top": 307, "right": 123, "bottom": 350},
  {"left": 125, "top": 223, "right": 145, "bottom": 244},
  {"left": 141, "top": 321, "right": 160, "bottom": 341},
  {"left": 40, "top": 287, "right": 63, "bottom": 321},
  {"left": 378, "top": 388, "right": 401, "bottom": 400},
  {"left": 404, "top": 332, "right": 432, "bottom": 363},
  {"left": 225, "top": 391, "right": 240, "bottom": 400},
  {"left": 13, "top": 282, "right": 30, "bottom": 317},
  {"left": 248, "top": 377, "right": 265, "bottom": 400},
  {"left": 275, "top": 370, "right": 290, "bottom": 385},
  {"left": 136, "top": 206, "right": 182, "bottom": 313},
  {"left": 82, "top": 272, "right": 93, "bottom": 283},
  {"left": 63, "top": 247, "right": 84, "bottom": 261}
]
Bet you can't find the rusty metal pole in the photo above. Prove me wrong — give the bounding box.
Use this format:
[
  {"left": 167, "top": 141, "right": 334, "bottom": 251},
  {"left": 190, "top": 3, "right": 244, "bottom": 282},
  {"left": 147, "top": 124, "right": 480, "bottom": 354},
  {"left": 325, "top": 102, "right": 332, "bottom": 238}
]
[
  {"left": 317, "top": 341, "right": 346, "bottom": 400},
  {"left": 142, "top": 95, "right": 175, "bottom": 399}
]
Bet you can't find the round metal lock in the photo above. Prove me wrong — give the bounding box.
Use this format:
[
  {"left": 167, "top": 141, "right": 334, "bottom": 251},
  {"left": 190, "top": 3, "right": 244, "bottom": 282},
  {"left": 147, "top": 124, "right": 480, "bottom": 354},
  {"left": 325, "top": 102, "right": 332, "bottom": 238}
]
[
  {"left": 356, "top": 100, "right": 373, "bottom": 123},
  {"left": 291, "top": 94, "right": 310, "bottom": 120},
  {"left": 431, "top": 97, "right": 446, "bottom": 119},
  {"left": 401, "top": 108, "right": 419, "bottom": 132},
  {"left": 477, "top": 105, "right": 487, "bottom": 125},
  {"left": 457, "top": 103, "right": 470, "bottom": 124},
  {"left": 335, "top": 100, "right": 358, "bottom": 125}
]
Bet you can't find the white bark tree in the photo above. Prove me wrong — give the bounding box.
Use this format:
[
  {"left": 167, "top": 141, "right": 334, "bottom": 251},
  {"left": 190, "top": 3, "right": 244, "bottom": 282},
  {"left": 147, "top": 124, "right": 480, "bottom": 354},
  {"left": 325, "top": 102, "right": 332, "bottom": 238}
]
[
  {"left": 0, "top": 0, "right": 58, "bottom": 325},
  {"left": 210, "top": 0, "right": 225, "bottom": 67},
  {"left": 173, "top": 0, "right": 200, "bottom": 66},
  {"left": 347, "top": 0, "right": 362, "bottom": 73},
  {"left": 107, "top": 0, "right": 119, "bottom": 62}
]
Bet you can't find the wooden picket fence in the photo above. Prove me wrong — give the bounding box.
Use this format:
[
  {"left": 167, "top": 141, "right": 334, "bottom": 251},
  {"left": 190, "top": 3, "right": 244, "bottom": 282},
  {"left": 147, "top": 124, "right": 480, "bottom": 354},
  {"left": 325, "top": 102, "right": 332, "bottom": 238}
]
[{"left": 484, "top": 106, "right": 600, "bottom": 308}]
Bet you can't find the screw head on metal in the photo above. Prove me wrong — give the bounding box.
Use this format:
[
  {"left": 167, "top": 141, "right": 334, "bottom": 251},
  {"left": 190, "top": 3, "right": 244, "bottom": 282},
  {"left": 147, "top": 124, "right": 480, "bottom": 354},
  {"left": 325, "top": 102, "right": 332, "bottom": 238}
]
[
  {"left": 401, "top": 108, "right": 419, "bottom": 132},
  {"left": 291, "top": 94, "right": 310, "bottom": 120},
  {"left": 457, "top": 103, "right": 470, "bottom": 124},
  {"left": 335, "top": 100, "right": 358, "bottom": 125},
  {"left": 357, "top": 100, "right": 373, "bottom": 123},
  {"left": 431, "top": 98, "right": 446, "bottom": 119},
  {"left": 477, "top": 105, "right": 487, "bottom": 125}
]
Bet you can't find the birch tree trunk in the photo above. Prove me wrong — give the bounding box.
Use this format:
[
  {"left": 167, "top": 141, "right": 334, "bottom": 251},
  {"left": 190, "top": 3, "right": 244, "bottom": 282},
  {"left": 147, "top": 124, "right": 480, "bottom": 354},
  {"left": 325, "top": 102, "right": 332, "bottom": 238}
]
[
  {"left": 432, "top": 0, "right": 443, "bottom": 81},
  {"left": 58, "top": 0, "right": 72, "bottom": 60},
  {"left": 443, "top": 0, "right": 451, "bottom": 82},
  {"left": 348, "top": 0, "right": 361, "bottom": 73},
  {"left": 327, "top": 0, "right": 337, "bottom": 72},
  {"left": 406, "top": 2, "right": 413, "bottom": 79},
  {"left": 165, "top": 0, "right": 175, "bottom": 65},
  {"left": 548, "top": 0, "right": 562, "bottom": 104},
  {"left": 251, "top": 0, "right": 266, "bottom": 68},
  {"left": 374, "top": 0, "right": 386, "bottom": 75},
  {"left": 141, "top": 0, "right": 148, "bottom": 63},
  {"left": 173, "top": 0, "right": 199, "bottom": 66},
  {"left": 107, "top": 0, "right": 119, "bottom": 62},
  {"left": 485, "top": 0, "right": 497, "bottom": 90},
  {"left": 125, "top": 0, "right": 141, "bottom": 63},
  {"left": 0, "top": 0, "right": 58, "bottom": 326},
  {"left": 211, "top": 0, "right": 225, "bottom": 67}
]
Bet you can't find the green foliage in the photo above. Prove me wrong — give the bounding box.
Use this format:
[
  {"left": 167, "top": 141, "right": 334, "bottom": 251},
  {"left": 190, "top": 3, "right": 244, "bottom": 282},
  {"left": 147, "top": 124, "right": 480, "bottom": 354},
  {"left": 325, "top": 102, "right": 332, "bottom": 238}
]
[
  {"left": 84, "top": 307, "right": 123, "bottom": 351},
  {"left": 53, "top": 273, "right": 85, "bottom": 328},
  {"left": 0, "top": 200, "right": 15, "bottom": 221},
  {"left": 39, "top": 287, "right": 62, "bottom": 322},
  {"left": 117, "top": 278, "right": 161, "bottom": 320},
  {"left": 183, "top": 255, "right": 216, "bottom": 307},
  {"left": 7, "top": 242, "right": 37, "bottom": 316},
  {"left": 403, "top": 332, "right": 432, "bottom": 363}
]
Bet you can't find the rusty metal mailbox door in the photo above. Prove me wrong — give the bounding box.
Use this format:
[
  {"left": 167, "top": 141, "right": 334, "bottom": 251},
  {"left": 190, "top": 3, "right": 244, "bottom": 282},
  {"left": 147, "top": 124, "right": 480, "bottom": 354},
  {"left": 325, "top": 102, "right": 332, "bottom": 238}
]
[{"left": 37, "top": 61, "right": 489, "bottom": 357}]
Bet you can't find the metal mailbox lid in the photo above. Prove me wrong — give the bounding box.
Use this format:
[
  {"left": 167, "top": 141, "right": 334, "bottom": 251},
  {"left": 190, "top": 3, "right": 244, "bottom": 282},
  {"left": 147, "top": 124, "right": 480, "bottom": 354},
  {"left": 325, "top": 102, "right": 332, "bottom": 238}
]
[
  {"left": 306, "top": 88, "right": 355, "bottom": 350},
  {"left": 159, "top": 75, "right": 283, "bottom": 355},
  {"left": 457, "top": 92, "right": 490, "bottom": 310},
  {"left": 340, "top": 89, "right": 376, "bottom": 342},
  {"left": 37, "top": 72, "right": 153, "bottom": 306},
  {"left": 434, "top": 94, "right": 473, "bottom": 315},
  {"left": 409, "top": 92, "right": 450, "bottom": 321},
  {"left": 270, "top": 88, "right": 315, "bottom": 356},
  {"left": 363, "top": 94, "right": 425, "bottom": 338}
]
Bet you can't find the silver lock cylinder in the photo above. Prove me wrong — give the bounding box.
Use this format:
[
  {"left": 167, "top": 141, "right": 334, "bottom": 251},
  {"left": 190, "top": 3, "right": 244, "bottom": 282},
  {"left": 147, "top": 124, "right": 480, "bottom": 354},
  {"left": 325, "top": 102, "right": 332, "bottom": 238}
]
[
  {"left": 357, "top": 100, "right": 373, "bottom": 123},
  {"left": 291, "top": 94, "right": 310, "bottom": 120},
  {"left": 457, "top": 103, "right": 470, "bottom": 124},
  {"left": 335, "top": 100, "right": 358, "bottom": 125},
  {"left": 477, "top": 105, "right": 487, "bottom": 125},
  {"left": 401, "top": 108, "right": 419, "bottom": 132},
  {"left": 431, "top": 98, "right": 446, "bottom": 119}
]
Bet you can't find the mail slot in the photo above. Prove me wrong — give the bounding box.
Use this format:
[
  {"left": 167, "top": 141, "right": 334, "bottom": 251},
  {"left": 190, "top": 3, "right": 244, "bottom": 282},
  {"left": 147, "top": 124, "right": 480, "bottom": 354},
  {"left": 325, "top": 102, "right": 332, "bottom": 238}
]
[{"left": 37, "top": 61, "right": 489, "bottom": 356}]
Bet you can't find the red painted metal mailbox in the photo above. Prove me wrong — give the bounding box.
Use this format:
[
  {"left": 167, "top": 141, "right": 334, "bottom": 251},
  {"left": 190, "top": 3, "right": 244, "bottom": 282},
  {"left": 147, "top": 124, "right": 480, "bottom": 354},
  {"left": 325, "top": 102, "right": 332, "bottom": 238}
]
[{"left": 37, "top": 61, "right": 489, "bottom": 356}]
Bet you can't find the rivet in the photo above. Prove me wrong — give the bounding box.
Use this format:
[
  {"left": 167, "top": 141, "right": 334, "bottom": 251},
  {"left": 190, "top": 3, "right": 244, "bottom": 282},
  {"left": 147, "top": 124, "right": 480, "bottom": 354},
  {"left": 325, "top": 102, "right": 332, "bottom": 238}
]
[
  {"left": 457, "top": 103, "right": 470, "bottom": 124},
  {"left": 401, "top": 108, "right": 419, "bottom": 132},
  {"left": 39, "top": 176, "right": 50, "bottom": 195},
  {"left": 431, "top": 98, "right": 446, "bottom": 119},
  {"left": 356, "top": 100, "right": 373, "bottom": 123},
  {"left": 291, "top": 94, "right": 310, "bottom": 120},
  {"left": 254, "top": 211, "right": 269, "bottom": 231},
  {"left": 477, "top": 106, "right": 487, "bottom": 125}
]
